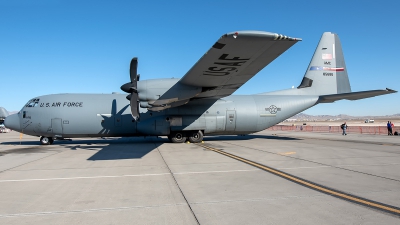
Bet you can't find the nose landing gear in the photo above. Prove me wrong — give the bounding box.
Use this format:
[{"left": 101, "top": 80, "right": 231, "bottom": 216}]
[{"left": 40, "top": 136, "right": 54, "bottom": 145}]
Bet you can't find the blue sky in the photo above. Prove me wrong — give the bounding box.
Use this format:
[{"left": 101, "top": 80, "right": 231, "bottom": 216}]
[{"left": 1, "top": 0, "right": 399, "bottom": 116}]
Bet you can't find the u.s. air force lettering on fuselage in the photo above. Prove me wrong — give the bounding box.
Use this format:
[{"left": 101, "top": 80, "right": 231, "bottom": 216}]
[
  {"left": 203, "top": 54, "right": 249, "bottom": 76},
  {"left": 39, "top": 102, "right": 83, "bottom": 107}
]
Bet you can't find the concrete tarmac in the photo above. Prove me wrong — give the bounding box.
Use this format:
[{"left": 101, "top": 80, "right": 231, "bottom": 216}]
[{"left": 0, "top": 131, "right": 399, "bottom": 224}]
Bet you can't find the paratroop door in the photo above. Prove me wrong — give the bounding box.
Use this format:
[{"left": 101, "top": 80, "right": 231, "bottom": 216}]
[
  {"left": 225, "top": 110, "right": 236, "bottom": 131},
  {"left": 51, "top": 118, "right": 63, "bottom": 135}
]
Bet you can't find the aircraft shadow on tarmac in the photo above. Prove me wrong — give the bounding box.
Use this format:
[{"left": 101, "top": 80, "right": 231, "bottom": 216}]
[
  {"left": 77, "top": 143, "right": 162, "bottom": 161},
  {"left": 0, "top": 135, "right": 300, "bottom": 160},
  {"left": 61, "top": 137, "right": 165, "bottom": 161}
]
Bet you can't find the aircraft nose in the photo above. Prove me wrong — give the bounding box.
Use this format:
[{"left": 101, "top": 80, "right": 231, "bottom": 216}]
[{"left": 4, "top": 114, "right": 20, "bottom": 131}]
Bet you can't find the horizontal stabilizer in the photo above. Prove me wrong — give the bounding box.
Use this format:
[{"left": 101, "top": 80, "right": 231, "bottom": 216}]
[{"left": 317, "top": 88, "right": 397, "bottom": 103}]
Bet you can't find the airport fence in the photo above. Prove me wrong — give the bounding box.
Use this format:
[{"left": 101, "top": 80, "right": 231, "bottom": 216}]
[{"left": 267, "top": 125, "right": 394, "bottom": 135}]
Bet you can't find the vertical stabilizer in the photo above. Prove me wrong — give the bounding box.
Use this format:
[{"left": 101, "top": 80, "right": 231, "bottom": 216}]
[{"left": 298, "top": 32, "right": 351, "bottom": 95}]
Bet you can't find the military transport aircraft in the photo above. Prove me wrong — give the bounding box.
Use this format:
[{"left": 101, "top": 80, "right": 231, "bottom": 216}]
[{"left": 4, "top": 31, "right": 397, "bottom": 145}]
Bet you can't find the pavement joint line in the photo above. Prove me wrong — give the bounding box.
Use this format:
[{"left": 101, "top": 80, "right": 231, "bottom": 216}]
[
  {"left": 0, "top": 149, "right": 64, "bottom": 174},
  {"left": 0, "top": 203, "right": 187, "bottom": 218},
  {"left": 195, "top": 143, "right": 400, "bottom": 216},
  {"left": 155, "top": 144, "right": 201, "bottom": 225},
  {"left": 0, "top": 169, "right": 261, "bottom": 183},
  {"left": 0, "top": 173, "right": 170, "bottom": 182},
  {"left": 3, "top": 165, "right": 375, "bottom": 183}
]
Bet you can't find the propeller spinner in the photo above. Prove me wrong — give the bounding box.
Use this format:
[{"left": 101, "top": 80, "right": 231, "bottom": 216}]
[{"left": 121, "top": 57, "right": 140, "bottom": 121}]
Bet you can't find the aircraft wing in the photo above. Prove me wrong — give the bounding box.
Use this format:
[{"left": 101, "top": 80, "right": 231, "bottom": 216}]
[
  {"left": 179, "top": 31, "right": 301, "bottom": 98},
  {"left": 317, "top": 88, "right": 397, "bottom": 103}
]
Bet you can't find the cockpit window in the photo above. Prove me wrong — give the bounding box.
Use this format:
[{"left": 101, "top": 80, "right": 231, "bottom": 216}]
[
  {"left": 25, "top": 99, "right": 40, "bottom": 108},
  {"left": 33, "top": 99, "right": 39, "bottom": 107}
]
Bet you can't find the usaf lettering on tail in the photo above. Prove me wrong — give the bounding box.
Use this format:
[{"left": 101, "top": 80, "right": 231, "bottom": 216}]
[{"left": 4, "top": 31, "right": 397, "bottom": 145}]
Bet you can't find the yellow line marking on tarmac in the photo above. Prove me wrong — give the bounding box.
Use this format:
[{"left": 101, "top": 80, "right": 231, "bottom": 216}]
[
  {"left": 195, "top": 143, "right": 400, "bottom": 215},
  {"left": 279, "top": 151, "right": 296, "bottom": 155}
]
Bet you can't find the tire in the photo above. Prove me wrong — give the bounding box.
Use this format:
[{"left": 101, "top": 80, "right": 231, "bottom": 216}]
[
  {"left": 49, "top": 137, "right": 54, "bottom": 145},
  {"left": 40, "top": 136, "right": 51, "bottom": 145},
  {"left": 188, "top": 130, "right": 203, "bottom": 143},
  {"left": 169, "top": 132, "right": 186, "bottom": 143}
]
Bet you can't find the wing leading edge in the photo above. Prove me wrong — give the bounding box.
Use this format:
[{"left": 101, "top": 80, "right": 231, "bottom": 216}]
[{"left": 179, "top": 31, "right": 301, "bottom": 99}]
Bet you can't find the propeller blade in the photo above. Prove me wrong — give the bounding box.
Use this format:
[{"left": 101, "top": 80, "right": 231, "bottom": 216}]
[
  {"left": 130, "top": 92, "right": 140, "bottom": 120},
  {"left": 130, "top": 57, "right": 138, "bottom": 85}
]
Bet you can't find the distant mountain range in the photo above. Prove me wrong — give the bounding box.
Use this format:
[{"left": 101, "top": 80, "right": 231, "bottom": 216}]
[{"left": 290, "top": 113, "right": 400, "bottom": 121}]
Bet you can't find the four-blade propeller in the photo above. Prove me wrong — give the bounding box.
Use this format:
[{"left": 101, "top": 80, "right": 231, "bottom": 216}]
[{"left": 120, "top": 57, "right": 140, "bottom": 121}]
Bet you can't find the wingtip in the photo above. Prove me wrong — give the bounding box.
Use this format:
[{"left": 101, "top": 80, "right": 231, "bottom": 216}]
[
  {"left": 223, "top": 31, "right": 301, "bottom": 41},
  {"left": 386, "top": 88, "right": 397, "bottom": 93}
]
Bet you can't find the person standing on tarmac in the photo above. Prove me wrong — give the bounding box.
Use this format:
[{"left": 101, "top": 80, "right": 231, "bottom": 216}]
[
  {"left": 341, "top": 122, "right": 348, "bottom": 135},
  {"left": 387, "top": 121, "right": 393, "bottom": 135},
  {"left": 391, "top": 122, "right": 395, "bottom": 135}
]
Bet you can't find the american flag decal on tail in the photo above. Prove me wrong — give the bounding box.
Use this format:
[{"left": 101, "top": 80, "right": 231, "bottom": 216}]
[{"left": 309, "top": 66, "right": 344, "bottom": 71}]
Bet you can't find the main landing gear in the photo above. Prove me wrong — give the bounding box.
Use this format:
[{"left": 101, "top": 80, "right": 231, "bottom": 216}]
[
  {"left": 40, "top": 136, "right": 54, "bottom": 145},
  {"left": 168, "top": 130, "right": 204, "bottom": 143}
]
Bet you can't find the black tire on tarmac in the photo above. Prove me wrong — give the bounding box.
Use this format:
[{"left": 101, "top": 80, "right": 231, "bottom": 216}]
[
  {"left": 168, "top": 132, "right": 186, "bottom": 143},
  {"left": 40, "top": 136, "right": 52, "bottom": 145},
  {"left": 188, "top": 130, "right": 203, "bottom": 143}
]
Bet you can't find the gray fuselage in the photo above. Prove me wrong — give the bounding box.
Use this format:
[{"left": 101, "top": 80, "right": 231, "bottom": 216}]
[{"left": 10, "top": 93, "right": 318, "bottom": 138}]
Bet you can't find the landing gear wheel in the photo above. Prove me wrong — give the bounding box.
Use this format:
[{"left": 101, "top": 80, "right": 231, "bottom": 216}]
[
  {"left": 40, "top": 136, "right": 52, "bottom": 145},
  {"left": 188, "top": 130, "right": 203, "bottom": 143},
  {"left": 49, "top": 138, "right": 54, "bottom": 145},
  {"left": 168, "top": 132, "right": 187, "bottom": 143}
]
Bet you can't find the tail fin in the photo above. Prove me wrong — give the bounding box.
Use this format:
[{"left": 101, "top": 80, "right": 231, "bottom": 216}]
[{"left": 298, "top": 32, "right": 351, "bottom": 95}]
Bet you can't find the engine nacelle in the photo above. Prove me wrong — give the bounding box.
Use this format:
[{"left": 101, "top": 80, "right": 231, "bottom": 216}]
[{"left": 137, "top": 78, "right": 201, "bottom": 109}]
